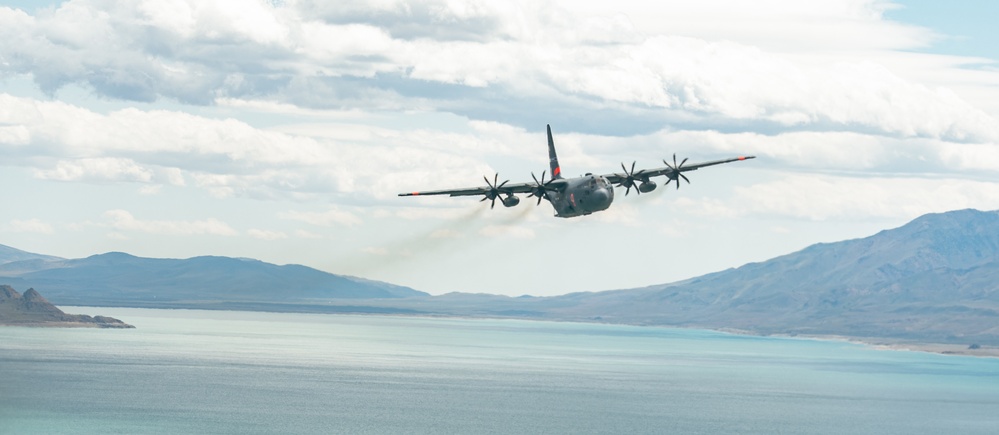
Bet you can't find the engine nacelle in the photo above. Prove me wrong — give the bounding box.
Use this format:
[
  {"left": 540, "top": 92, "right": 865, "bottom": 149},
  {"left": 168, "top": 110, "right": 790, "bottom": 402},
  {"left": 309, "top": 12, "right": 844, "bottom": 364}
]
[
  {"left": 502, "top": 195, "right": 520, "bottom": 207},
  {"left": 638, "top": 180, "right": 657, "bottom": 193}
]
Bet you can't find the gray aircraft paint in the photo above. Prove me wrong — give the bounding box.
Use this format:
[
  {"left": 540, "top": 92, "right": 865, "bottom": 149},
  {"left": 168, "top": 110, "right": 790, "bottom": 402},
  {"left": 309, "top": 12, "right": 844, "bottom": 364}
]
[{"left": 399, "top": 125, "right": 754, "bottom": 218}]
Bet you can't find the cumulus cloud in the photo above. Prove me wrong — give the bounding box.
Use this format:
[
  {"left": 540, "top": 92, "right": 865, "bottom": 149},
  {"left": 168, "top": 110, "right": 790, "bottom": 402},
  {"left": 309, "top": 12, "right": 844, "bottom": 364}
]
[
  {"left": 681, "top": 175, "right": 999, "bottom": 221},
  {"left": 1, "top": 0, "right": 998, "bottom": 227},
  {"left": 8, "top": 218, "right": 55, "bottom": 234},
  {"left": 103, "top": 209, "right": 238, "bottom": 236},
  {"left": 3, "top": 88, "right": 998, "bottom": 217},
  {"left": 36, "top": 157, "right": 154, "bottom": 182},
  {"left": 280, "top": 208, "right": 363, "bottom": 227},
  {"left": 0, "top": 93, "right": 492, "bottom": 201},
  {"left": 247, "top": 229, "right": 288, "bottom": 240},
  {"left": 2, "top": 0, "right": 996, "bottom": 140}
]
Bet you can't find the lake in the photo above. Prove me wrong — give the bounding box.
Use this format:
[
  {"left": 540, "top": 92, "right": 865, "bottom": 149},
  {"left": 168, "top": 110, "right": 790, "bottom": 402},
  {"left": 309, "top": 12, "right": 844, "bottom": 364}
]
[{"left": 1, "top": 308, "right": 997, "bottom": 434}]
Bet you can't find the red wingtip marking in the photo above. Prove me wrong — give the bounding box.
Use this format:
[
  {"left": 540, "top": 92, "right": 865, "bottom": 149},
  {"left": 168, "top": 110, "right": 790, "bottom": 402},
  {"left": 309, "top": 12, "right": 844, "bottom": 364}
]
[
  {"left": 738, "top": 156, "right": 746, "bottom": 160},
  {"left": 412, "top": 192, "right": 420, "bottom": 196}
]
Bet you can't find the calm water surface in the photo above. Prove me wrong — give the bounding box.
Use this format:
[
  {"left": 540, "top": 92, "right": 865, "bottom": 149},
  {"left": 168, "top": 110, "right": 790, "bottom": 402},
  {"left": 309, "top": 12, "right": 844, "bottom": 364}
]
[{"left": 1, "top": 308, "right": 997, "bottom": 434}]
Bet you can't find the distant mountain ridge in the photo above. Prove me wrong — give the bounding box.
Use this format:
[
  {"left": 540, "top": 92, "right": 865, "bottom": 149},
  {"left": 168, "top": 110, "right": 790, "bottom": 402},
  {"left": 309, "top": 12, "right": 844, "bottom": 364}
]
[
  {"left": 3, "top": 209, "right": 998, "bottom": 345},
  {"left": 0, "top": 244, "right": 62, "bottom": 265},
  {"left": 0, "top": 249, "right": 427, "bottom": 305},
  {"left": 538, "top": 209, "right": 999, "bottom": 344}
]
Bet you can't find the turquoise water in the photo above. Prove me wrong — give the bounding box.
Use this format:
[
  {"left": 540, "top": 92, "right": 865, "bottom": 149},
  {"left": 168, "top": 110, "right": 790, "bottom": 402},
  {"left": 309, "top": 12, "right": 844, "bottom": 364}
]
[{"left": 1, "top": 308, "right": 997, "bottom": 434}]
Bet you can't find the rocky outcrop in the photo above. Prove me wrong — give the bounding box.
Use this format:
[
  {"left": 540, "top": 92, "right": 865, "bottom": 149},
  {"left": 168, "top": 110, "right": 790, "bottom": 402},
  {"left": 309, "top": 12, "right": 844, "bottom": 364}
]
[{"left": 0, "top": 285, "right": 134, "bottom": 328}]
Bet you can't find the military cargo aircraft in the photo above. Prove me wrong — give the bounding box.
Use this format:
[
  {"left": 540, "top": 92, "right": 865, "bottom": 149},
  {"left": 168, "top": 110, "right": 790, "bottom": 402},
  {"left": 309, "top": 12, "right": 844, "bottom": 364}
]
[{"left": 400, "top": 125, "right": 755, "bottom": 218}]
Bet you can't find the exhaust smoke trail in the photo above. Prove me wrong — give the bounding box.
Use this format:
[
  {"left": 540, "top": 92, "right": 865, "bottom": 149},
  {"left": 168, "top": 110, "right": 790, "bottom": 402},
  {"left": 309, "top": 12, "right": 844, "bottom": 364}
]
[{"left": 333, "top": 205, "right": 489, "bottom": 277}]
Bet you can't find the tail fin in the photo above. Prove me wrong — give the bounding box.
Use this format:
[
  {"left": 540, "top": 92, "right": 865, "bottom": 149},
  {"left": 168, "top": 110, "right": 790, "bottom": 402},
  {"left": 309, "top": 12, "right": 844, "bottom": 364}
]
[{"left": 547, "top": 124, "right": 563, "bottom": 179}]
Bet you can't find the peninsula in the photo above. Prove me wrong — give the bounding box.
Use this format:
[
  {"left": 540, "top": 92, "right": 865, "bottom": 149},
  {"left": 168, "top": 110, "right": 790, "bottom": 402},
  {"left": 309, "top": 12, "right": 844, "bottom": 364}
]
[{"left": 0, "top": 285, "right": 133, "bottom": 328}]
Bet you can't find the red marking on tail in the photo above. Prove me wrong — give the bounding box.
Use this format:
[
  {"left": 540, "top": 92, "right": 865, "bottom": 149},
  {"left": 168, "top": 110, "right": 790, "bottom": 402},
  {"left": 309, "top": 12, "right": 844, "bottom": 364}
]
[
  {"left": 554, "top": 166, "right": 561, "bottom": 177},
  {"left": 738, "top": 156, "right": 746, "bottom": 160}
]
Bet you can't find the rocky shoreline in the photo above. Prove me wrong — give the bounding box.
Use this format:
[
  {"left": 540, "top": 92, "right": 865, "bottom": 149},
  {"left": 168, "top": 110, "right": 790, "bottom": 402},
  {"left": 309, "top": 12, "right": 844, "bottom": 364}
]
[{"left": 0, "top": 285, "right": 134, "bottom": 328}]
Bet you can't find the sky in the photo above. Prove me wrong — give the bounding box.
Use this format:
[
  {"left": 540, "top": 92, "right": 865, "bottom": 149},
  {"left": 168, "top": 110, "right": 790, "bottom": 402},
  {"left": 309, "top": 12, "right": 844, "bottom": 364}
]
[{"left": 2, "top": 0, "right": 998, "bottom": 297}]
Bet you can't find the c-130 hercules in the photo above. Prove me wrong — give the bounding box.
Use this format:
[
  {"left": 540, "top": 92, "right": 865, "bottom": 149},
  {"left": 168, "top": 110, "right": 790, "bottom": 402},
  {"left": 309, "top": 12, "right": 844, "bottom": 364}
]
[{"left": 400, "top": 125, "right": 755, "bottom": 218}]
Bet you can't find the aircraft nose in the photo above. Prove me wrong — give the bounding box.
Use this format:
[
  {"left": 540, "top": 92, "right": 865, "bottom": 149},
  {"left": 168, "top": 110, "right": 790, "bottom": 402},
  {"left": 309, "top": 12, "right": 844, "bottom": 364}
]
[{"left": 593, "top": 187, "right": 612, "bottom": 206}]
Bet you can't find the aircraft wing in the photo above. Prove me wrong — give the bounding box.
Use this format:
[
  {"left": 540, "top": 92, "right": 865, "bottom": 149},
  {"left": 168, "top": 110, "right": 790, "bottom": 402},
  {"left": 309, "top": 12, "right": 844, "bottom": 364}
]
[
  {"left": 398, "top": 178, "right": 568, "bottom": 197},
  {"left": 604, "top": 155, "right": 755, "bottom": 184}
]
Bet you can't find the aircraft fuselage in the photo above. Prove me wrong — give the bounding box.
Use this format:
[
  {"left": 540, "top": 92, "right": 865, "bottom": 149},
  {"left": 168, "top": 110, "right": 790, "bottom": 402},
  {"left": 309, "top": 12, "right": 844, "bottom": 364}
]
[
  {"left": 398, "top": 124, "right": 755, "bottom": 218},
  {"left": 546, "top": 173, "right": 615, "bottom": 217}
]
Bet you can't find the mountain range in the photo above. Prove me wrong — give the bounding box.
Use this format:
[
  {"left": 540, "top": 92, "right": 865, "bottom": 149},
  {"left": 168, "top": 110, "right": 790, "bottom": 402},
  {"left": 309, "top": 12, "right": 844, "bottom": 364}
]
[
  {"left": 533, "top": 209, "right": 999, "bottom": 345},
  {"left": 2, "top": 208, "right": 998, "bottom": 345},
  {"left": 0, "top": 249, "right": 427, "bottom": 307}
]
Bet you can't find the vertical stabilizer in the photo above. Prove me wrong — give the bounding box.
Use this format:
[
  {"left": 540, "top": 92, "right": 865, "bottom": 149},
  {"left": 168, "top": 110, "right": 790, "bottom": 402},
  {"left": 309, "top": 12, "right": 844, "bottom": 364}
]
[{"left": 547, "top": 124, "right": 563, "bottom": 179}]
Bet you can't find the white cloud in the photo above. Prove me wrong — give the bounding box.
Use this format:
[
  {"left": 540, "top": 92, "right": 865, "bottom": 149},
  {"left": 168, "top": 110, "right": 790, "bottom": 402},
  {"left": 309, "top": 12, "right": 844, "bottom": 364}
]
[
  {"left": 106, "top": 231, "right": 128, "bottom": 240},
  {"left": 9, "top": 218, "right": 55, "bottom": 234},
  {"left": 36, "top": 157, "right": 154, "bottom": 182},
  {"left": 0, "top": 125, "right": 30, "bottom": 145},
  {"left": 280, "top": 208, "right": 363, "bottom": 227},
  {"left": 1, "top": 0, "right": 998, "bottom": 232},
  {"left": 247, "top": 229, "right": 288, "bottom": 240},
  {"left": 0, "top": 93, "right": 491, "bottom": 201},
  {"left": 4, "top": 88, "right": 998, "bottom": 217},
  {"left": 2, "top": 0, "right": 996, "bottom": 141},
  {"left": 103, "top": 209, "right": 238, "bottom": 236},
  {"left": 565, "top": 0, "right": 934, "bottom": 52},
  {"left": 682, "top": 175, "right": 999, "bottom": 221}
]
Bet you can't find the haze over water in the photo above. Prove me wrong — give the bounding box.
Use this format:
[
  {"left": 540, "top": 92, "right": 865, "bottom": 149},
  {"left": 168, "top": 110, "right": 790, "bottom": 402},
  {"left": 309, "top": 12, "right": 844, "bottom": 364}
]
[{"left": 2, "top": 308, "right": 997, "bottom": 434}]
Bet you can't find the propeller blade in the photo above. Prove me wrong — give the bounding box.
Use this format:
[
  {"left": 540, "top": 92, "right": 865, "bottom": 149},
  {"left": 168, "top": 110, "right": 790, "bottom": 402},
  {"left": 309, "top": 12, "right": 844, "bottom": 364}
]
[
  {"left": 482, "top": 173, "right": 509, "bottom": 207},
  {"left": 528, "top": 170, "right": 553, "bottom": 205},
  {"left": 662, "top": 154, "right": 691, "bottom": 190}
]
